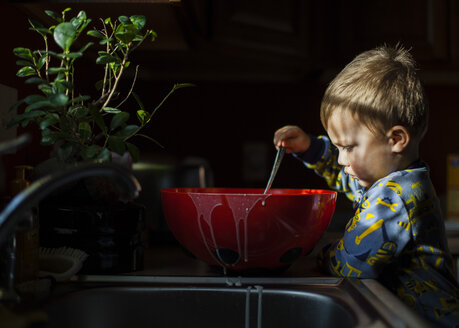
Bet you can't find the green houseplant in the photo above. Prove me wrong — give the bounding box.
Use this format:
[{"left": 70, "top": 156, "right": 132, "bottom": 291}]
[
  {"left": 5, "top": 8, "right": 194, "bottom": 274},
  {"left": 8, "top": 8, "right": 190, "bottom": 164}
]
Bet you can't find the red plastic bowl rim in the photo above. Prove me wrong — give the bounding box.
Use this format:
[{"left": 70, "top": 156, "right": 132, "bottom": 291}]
[{"left": 161, "top": 187, "right": 337, "bottom": 197}]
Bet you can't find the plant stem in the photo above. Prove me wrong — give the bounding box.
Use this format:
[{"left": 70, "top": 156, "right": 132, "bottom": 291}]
[
  {"left": 71, "top": 65, "right": 75, "bottom": 103},
  {"left": 65, "top": 55, "right": 70, "bottom": 96},
  {"left": 101, "top": 21, "right": 109, "bottom": 97},
  {"left": 150, "top": 84, "right": 179, "bottom": 119},
  {"left": 123, "top": 84, "right": 179, "bottom": 142},
  {"left": 101, "top": 51, "right": 128, "bottom": 109},
  {"left": 44, "top": 36, "right": 49, "bottom": 81},
  {"left": 116, "top": 65, "right": 139, "bottom": 108}
]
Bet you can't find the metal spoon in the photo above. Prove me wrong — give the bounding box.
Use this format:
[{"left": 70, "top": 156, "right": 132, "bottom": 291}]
[{"left": 264, "top": 147, "right": 286, "bottom": 194}]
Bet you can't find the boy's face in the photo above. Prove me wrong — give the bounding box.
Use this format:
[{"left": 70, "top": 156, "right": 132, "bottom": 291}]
[{"left": 326, "top": 109, "right": 398, "bottom": 189}]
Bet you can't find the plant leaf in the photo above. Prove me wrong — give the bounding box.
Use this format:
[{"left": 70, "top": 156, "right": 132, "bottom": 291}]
[
  {"left": 24, "top": 94, "right": 46, "bottom": 104},
  {"left": 7, "top": 110, "right": 46, "bottom": 127},
  {"left": 13, "top": 47, "right": 33, "bottom": 61},
  {"left": 108, "top": 135, "right": 126, "bottom": 155},
  {"left": 72, "top": 95, "right": 91, "bottom": 103},
  {"left": 62, "top": 52, "right": 83, "bottom": 59},
  {"left": 25, "top": 101, "right": 52, "bottom": 112},
  {"left": 117, "top": 124, "right": 138, "bottom": 138},
  {"left": 126, "top": 142, "right": 139, "bottom": 162},
  {"left": 28, "top": 18, "right": 44, "bottom": 29},
  {"left": 110, "top": 112, "right": 129, "bottom": 131},
  {"left": 58, "top": 115, "right": 73, "bottom": 132},
  {"left": 87, "top": 30, "right": 104, "bottom": 39},
  {"left": 9, "top": 100, "right": 25, "bottom": 113},
  {"left": 57, "top": 143, "right": 73, "bottom": 161},
  {"left": 79, "top": 42, "right": 94, "bottom": 53},
  {"left": 38, "top": 84, "right": 53, "bottom": 96},
  {"left": 16, "top": 60, "right": 32, "bottom": 66},
  {"left": 133, "top": 34, "right": 143, "bottom": 42},
  {"left": 37, "top": 56, "right": 47, "bottom": 70},
  {"left": 96, "top": 148, "right": 112, "bottom": 162},
  {"left": 89, "top": 103, "right": 107, "bottom": 133},
  {"left": 28, "top": 18, "right": 50, "bottom": 37},
  {"left": 81, "top": 144, "right": 101, "bottom": 160},
  {"left": 115, "top": 23, "right": 137, "bottom": 44},
  {"left": 136, "top": 109, "right": 149, "bottom": 125},
  {"left": 99, "top": 38, "right": 113, "bottom": 45},
  {"left": 54, "top": 22, "right": 77, "bottom": 51},
  {"left": 16, "top": 66, "right": 36, "bottom": 77},
  {"left": 78, "top": 121, "right": 91, "bottom": 141},
  {"left": 71, "top": 10, "right": 88, "bottom": 30},
  {"left": 48, "top": 67, "right": 68, "bottom": 75},
  {"left": 129, "top": 15, "right": 146, "bottom": 30},
  {"left": 132, "top": 92, "right": 145, "bottom": 111},
  {"left": 150, "top": 30, "right": 157, "bottom": 42},
  {"left": 55, "top": 80, "right": 73, "bottom": 92},
  {"left": 118, "top": 16, "right": 130, "bottom": 24},
  {"left": 46, "top": 51, "right": 59, "bottom": 58},
  {"left": 49, "top": 93, "right": 69, "bottom": 106},
  {"left": 173, "top": 82, "right": 196, "bottom": 90},
  {"left": 110, "top": 62, "right": 121, "bottom": 75},
  {"left": 69, "top": 104, "right": 89, "bottom": 118},
  {"left": 45, "top": 10, "right": 62, "bottom": 23},
  {"left": 41, "top": 128, "right": 60, "bottom": 145},
  {"left": 25, "top": 77, "right": 47, "bottom": 84},
  {"left": 96, "top": 54, "right": 120, "bottom": 65},
  {"left": 103, "top": 107, "right": 121, "bottom": 114},
  {"left": 31, "top": 26, "right": 52, "bottom": 36},
  {"left": 30, "top": 27, "right": 51, "bottom": 37},
  {"left": 94, "top": 80, "right": 104, "bottom": 91},
  {"left": 39, "top": 113, "right": 60, "bottom": 130}
]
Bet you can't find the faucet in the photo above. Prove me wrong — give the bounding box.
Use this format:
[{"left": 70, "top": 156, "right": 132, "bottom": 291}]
[{"left": 0, "top": 162, "right": 141, "bottom": 302}]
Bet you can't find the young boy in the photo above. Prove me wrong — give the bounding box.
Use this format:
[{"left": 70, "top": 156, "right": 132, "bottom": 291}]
[{"left": 274, "top": 45, "right": 459, "bottom": 327}]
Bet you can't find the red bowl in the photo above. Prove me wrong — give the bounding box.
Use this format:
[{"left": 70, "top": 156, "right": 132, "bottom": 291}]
[{"left": 161, "top": 188, "right": 337, "bottom": 271}]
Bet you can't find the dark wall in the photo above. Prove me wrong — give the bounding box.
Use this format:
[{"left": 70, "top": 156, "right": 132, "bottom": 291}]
[
  {"left": 133, "top": 80, "right": 459, "bottom": 196},
  {"left": 133, "top": 80, "right": 326, "bottom": 188},
  {"left": 1, "top": 1, "right": 458, "bottom": 209},
  {"left": 0, "top": 3, "right": 52, "bottom": 197}
]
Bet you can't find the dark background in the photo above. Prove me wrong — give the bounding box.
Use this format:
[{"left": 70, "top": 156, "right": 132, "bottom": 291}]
[{"left": 1, "top": 0, "right": 459, "bottom": 217}]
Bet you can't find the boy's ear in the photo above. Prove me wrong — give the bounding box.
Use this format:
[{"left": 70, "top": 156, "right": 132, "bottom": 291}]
[{"left": 387, "top": 125, "right": 410, "bottom": 153}]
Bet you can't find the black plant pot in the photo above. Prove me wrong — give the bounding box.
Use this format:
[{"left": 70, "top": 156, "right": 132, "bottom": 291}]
[{"left": 39, "top": 179, "right": 145, "bottom": 274}]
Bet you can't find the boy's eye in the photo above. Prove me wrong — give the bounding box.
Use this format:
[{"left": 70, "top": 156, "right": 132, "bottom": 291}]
[{"left": 342, "top": 146, "right": 354, "bottom": 152}]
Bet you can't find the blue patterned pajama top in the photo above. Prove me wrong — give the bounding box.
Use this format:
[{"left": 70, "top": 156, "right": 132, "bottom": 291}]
[{"left": 295, "top": 135, "right": 459, "bottom": 327}]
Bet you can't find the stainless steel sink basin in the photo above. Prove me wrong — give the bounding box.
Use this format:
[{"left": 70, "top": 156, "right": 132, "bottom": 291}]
[{"left": 40, "top": 276, "right": 431, "bottom": 328}]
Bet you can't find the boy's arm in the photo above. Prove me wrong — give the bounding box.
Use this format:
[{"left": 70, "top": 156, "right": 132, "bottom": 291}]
[
  {"left": 318, "top": 186, "right": 411, "bottom": 278},
  {"left": 293, "top": 135, "right": 355, "bottom": 201}
]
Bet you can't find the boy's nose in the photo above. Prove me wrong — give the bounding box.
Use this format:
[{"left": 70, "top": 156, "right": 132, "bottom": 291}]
[{"left": 337, "top": 151, "right": 348, "bottom": 167}]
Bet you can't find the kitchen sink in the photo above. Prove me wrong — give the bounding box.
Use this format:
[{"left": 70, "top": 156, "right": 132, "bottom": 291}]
[{"left": 38, "top": 276, "right": 431, "bottom": 328}]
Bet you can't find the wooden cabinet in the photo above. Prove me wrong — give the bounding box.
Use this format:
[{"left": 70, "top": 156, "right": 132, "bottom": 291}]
[
  {"left": 7, "top": 0, "right": 459, "bottom": 82},
  {"left": 330, "top": 0, "right": 449, "bottom": 64},
  {"left": 183, "top": 0, "right": 459, "bottom": 82}
]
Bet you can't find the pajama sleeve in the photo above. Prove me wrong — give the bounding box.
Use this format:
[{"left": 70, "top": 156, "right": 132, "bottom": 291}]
[{"left": 294, "top": 135, "right": 357, "bottom": 202}]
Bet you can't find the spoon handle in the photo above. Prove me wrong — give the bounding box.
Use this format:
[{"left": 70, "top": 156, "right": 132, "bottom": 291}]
[{"left": 264, "top": 147, "right": 286, "bottom": 194}]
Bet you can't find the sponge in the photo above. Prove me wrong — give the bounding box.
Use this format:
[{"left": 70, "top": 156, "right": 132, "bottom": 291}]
[{"left": 39, "top": 247, "right": 88, "bottom": 281}]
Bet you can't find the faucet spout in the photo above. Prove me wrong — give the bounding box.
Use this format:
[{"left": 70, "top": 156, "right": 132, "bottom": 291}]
[{"left": 0, "top": 162, "right": 141, "bottom": 302}]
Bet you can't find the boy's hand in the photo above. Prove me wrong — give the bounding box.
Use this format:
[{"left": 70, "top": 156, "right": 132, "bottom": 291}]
[{"left": 273, "top": 125, "right": 311, "bottom": 154}]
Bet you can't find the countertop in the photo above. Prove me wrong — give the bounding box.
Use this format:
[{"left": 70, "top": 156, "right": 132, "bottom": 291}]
[{"left": 131, "top": 228, "right": 459, "bottom": 279}]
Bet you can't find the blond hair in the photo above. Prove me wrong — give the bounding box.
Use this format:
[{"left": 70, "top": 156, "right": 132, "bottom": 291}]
[{"left": 320, "top": 45, "right": 428, "bottom": 139}]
